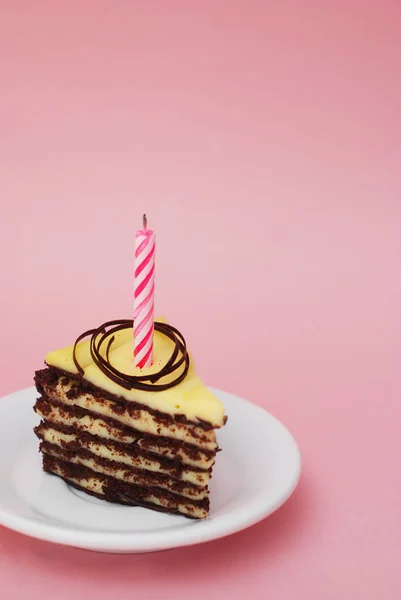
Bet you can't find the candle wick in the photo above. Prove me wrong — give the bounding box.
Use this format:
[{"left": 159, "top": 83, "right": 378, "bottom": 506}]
[{"left": 143, "top": 214, "right": 147, "bottom": 230}]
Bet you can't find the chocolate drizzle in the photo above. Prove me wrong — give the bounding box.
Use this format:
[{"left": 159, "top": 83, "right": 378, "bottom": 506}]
[{"left": 72, "top": 319, "right": 190, "bottom": 392}]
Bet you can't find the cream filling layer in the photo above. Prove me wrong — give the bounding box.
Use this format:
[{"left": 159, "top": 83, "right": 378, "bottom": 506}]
[
  {"left": 35, "top": 402, "right": 215, "bottom": 470},
  {"left": 42, "top": 446, "right": 208, "bottom": 500},
  {"left": 43, "top": 379, "right": 217, "bottom": 451},
  {"left": 38, "top": 425, "right": 210, "bottom": 487},
  {"left": 47, "top": 461, "right": 208, "bottom": 519}
]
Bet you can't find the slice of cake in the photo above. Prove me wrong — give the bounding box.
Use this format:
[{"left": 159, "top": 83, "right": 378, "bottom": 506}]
[{"left": 34, "top": 319, "right": 226, "bottom": 519}]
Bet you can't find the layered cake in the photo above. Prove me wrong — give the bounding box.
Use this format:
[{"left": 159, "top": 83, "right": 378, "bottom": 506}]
[{"left": 34, "top": 319, "right": 226, "bottom": 519}]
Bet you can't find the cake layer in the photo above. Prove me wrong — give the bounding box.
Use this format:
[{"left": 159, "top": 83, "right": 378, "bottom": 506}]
[
  {"left": 44, "top": 322, "right": 225, "bottom": 427},
  {"left": 35, "top": 422, "right": 211, "bottom": 487},
  {"left": 35, "top": 369, "right": 217, "bottom": 451},
  {"left": 35, "top": 396, "right": 215, "bottom": 470},
  {"left": 43, "top": 454, "right": 209, "bottom": 519},
  {"left": 41, "top": 442, "right": 208, "bottom": 500}
]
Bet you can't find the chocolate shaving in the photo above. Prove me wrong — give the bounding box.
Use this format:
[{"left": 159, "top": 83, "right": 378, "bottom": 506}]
[{"left": 72, "top": 319, "right": 190, "bottom": 392}]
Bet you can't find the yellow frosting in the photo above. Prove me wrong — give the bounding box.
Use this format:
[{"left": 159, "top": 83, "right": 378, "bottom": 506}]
[{"left": 45, "top": 321, "right": 225, "bottom": 427}]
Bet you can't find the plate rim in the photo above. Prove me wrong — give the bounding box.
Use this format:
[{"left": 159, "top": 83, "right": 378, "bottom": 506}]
[{"left": 0, "top": 386, "right": 302, "bottom": 552}]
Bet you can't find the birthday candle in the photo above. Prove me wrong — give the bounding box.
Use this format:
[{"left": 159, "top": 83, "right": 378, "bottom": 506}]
[{"left": 133, "top": 214, "right": 155, "bottom": 368}]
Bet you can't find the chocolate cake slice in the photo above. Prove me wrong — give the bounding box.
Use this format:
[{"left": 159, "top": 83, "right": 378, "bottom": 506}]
[{"left": 34, "top": 319, "right": 226, "bottom": 519}]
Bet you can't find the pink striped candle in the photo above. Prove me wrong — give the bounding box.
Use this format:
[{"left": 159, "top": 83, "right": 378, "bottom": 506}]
[{"left": 133, "top": 214, "right": 156, "bottom": 368}]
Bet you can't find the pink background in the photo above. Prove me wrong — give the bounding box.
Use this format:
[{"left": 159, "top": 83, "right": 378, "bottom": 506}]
[{"left": 1, "top": 1, "right": 400, "bottom": 598}]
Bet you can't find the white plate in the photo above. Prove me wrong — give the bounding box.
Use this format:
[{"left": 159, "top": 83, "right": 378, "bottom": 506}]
[{"left": 0, "top": 387, "right": 301, "bottom": 553}]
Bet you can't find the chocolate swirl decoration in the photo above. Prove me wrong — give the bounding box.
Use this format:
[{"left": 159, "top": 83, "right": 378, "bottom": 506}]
[{"left": 72, "top": 319, "right": 190, "bottom": 392}]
